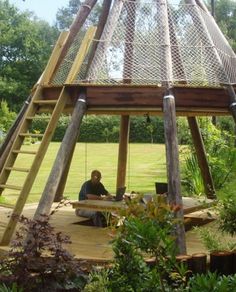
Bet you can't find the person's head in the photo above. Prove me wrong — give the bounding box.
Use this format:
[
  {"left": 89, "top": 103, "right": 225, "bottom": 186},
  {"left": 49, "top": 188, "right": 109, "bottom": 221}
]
[{"left": 91, "top": 170, "right": 102, "bottom": 184}]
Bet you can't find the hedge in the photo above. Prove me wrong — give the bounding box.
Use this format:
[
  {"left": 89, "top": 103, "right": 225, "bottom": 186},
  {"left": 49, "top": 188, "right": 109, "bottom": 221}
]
[{"left": 31, "top": 114, "right": 165, "bottom": 143}]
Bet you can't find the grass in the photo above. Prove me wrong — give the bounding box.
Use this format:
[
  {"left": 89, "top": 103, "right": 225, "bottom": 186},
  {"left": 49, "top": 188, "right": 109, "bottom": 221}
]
[
  {"left": 2, "top": 143, "right": 168, "bottom": 204},
  {"left": 3, "top": 142, "right": 235, "bottom": 206}
]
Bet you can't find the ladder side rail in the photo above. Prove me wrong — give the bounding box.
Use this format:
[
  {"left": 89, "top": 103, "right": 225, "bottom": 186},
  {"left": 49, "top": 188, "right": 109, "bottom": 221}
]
[
  {"left": 0, "top": 87, "right": 43, "bottom": 193},
  {"left": 0, "top": 87, "right": 69, "bottom": 245}
]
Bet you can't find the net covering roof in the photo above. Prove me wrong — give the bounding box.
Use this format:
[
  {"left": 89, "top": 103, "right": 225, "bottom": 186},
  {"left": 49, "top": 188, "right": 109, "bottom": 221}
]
[{"left": 52, "top": 0, "right": 236, "bottom": 87}]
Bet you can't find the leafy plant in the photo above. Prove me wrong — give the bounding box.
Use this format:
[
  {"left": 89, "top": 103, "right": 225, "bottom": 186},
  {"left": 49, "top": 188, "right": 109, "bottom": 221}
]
[
  {"left": 218, "top": 196, "right": 236, "bottom": 236},
  {"left": 183, "top": 117, "right": 236, "bottom": 196},
  {"left": 0, "top": 201, "right": 87, "bottom": 291},
  {"left": 83, "top": 269, "right": 110, "bottom": 292},
  {"left": 0, "top": 100, "right": 16, "bottom": 135},
  {"left": 196, "top": 227, "right": 224, "bottom": 252},
  {"left": 187, "top": 272, "right": 236, "bottom": 292},
  {"left": 187, "top": 271, "right": 220, "bottom": 291},
  {"left": 0, "top": 283, "right": 23, "bottom": 292},
  {"left": 183, "top": 154, "right": 204, "bottom": 196},
  {"left": 84, "top": 196, "right": 188, "bottom": 291},
  {"left": 196, "top": 226, "right": 236, "bottom": 253}
]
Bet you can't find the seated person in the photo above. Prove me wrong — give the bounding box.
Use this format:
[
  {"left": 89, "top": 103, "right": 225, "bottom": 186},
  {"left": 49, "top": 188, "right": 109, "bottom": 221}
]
[{"left": 75, "top": 169, "right": 111, "bottom": 227}]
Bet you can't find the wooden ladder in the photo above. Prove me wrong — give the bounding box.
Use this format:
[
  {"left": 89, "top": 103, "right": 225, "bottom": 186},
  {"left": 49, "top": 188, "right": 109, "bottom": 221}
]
[
  {"left": 0, "top": 85, "right": 69, "bottom": 245},
  {"left": 0, "top": 25, "right": 97, "bottom": 246}
]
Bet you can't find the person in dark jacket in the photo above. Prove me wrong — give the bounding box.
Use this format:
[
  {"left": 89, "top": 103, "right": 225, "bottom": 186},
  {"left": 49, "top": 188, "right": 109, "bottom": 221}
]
[{"left": 76, "top": 170, "right": 111, "bottom": 226}]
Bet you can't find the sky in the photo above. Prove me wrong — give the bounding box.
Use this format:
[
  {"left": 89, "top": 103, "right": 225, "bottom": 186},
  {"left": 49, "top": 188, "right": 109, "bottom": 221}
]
[
  {"left": 9, "top": 0, "right": 69, "bottom": 24},
  {"left": 8, "top": 0, "right": 236, "bottom": 26}
]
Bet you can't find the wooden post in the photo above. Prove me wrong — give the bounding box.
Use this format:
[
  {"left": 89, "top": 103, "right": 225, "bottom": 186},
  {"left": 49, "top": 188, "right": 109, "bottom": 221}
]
[
  {"left": 53, "top": 143, "right": 76, "bottom": 202},
  {"left": 163, "top": 93, "right": 187, "bottom": 255},
  {"left": 54, "top": 2, "right": 112, "bottom": 201},
  {"left": 191, "top": 253, "right": 207, "bottom": 274},
  {"left": 116, "top": 1, "right": 136, "bottom": 189},
  {"left": 175, "top": 254, "right": 193, "bottom": 271},
  {"left": 116, "top": 116, "right": 130, "bottom": 188},
  {"left": 187, "top": 0, "right": 236, "bottom": 124},
  {"left": 187, "top": 117, "right": 216, "bottom": 199},
  {"left": 49, "top": 0, "right": 98, "bottom": 83},
  {"left": 158, "top": 0, "right": 173, "bottom": 83},
  {"left": 210, "top": 251, "right": 234, "bottom": 275},
  {"left": 159, "top": 0, "right": 186, "bottom": 254},
  {"left": 123, "top": 0, "right": 136, "bottom": 83},
  {"left": 88, "top": 0, "right": 124, "bottom": 80},
  {"left": 227, "top": 86, "right": 236, "bottom": 124},
  {"left": 85, "top": 0, "right": 112, "bottom": 76},
  {"left": 33, "top": 92, "right": 87, "bottom": 220},
  {"left": 169, "top": 2, "right": 214, "bottom": 199}
]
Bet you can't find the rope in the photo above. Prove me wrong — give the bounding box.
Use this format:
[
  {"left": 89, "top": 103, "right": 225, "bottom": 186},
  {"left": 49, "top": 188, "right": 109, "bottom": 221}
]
[
  {"left": 127, "top": 139, "right": 131, "bottom": 191},
  {"left": 84, "top": 114, "right": 88, "bottom": 181}
]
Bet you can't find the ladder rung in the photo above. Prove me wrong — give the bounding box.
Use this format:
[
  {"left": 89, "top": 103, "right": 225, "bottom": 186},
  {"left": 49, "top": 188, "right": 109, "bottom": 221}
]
[
  {"left": 19, "top": 133, "right": 44, "bottom": 137},
  {"left": 0, "top": 184, "right": 22, "bottom": 191},
  {"left": 26, "top": 116, "right": 50, "bottom": 120},
  {"left": 5, "top": 167, "right": 30, "bottom": 173},
  {"left": 12, "top": 150, "right": 37, "bottom": 155},
  {"left": 33, "top": 100, "right": 57, "bottom": 105}
]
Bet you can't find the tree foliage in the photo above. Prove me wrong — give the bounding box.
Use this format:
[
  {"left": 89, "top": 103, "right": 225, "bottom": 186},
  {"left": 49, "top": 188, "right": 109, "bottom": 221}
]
[
  {"left": 0, "top": 0, "right": 58, "bottom": 111},
  {"left": 207, "top": 0, "right": 236, "bottom": 51},
  {"left": 0, "top": 100, "right": 16, "bottom": 133},
  {"left": 56, "top": 0, "right": 82, "bottom": 30},
  {"left": 55, "top": 0, "right": 102, "bottom": 30}
]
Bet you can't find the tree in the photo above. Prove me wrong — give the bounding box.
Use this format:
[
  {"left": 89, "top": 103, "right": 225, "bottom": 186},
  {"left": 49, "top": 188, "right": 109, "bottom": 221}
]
[
  {"left": 0, "top": 0, "right": 59, "bottom": 111},
  {"left": 56, "top": 0, "right": 102, "bottom": 30},
  {"left": 56, "top": 0, "right": 82, "bottom": 30},
  {"left": 0, "top": 100, "right": 16, "bottom": 134},
  {"left": 207, "top": 0, "right": 236, "bottom": 51}
]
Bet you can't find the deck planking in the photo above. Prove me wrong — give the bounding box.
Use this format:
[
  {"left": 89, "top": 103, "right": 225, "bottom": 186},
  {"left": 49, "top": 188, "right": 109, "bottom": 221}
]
[{"left": 0, "top": 197, "right": 216, "bottom": 260}]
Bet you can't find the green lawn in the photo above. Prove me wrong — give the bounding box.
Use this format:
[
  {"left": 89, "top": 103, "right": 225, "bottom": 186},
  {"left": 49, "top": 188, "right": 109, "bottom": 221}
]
[
  {"left": 2, "top": 142, "right": 236, "bottom": 205},
  {"left": 2, "top": 143, "right": 169, "bottom": 204}
]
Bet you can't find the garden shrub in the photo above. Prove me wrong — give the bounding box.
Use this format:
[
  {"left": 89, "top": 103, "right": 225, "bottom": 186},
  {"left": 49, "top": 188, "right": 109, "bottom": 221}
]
[
  {"left": 84, "top": 197, "right": 236, "bottom": 291},
  {"left": 0, "top": 100, "right": 16, "bottom": 136},
  {"left": 0, "top": 201, "right": 87, "bottom": 291},
  {"left": 84, "top": 196, "right": 189, "bottom": 291},
  {"left": 182, "top": 117, "right": 236, "bottom": 195},
  {"left": 187, "top": 272, "right": 236, "bottom": 291},
  {"left": 177, "top": 117, "right": 192, "bottom": 145},
  {"left": 182, "top": 154, "right": 204, "bottom": 196},
  {"left": 0, "top": 282, "right": 23, "bottom": 292},
  {"left": 31, "top": 114, "right": 166, "bottom": 143},
  {"left": 218, "top": 196, "right": 236, "bottom": 236},
  {"left": 130, "top": 116, "right": 165, "bottom": 143}
]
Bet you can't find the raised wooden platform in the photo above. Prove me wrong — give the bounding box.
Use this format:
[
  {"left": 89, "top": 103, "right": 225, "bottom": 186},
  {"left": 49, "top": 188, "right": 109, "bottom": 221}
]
[
  {"left": 40, "top": 84, "right": 235, "bottom": 116},
  {"left": 0, "top": 197, "right": 216, "bottom": 260}
]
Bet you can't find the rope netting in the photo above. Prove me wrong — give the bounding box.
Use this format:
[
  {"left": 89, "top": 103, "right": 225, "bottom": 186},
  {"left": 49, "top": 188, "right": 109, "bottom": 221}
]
[
  {"left": 51, "top": 0, "right": 236, "bottom": 87},
  {"left": 51, "top": 30, "right": 86, "bottom": 85}
]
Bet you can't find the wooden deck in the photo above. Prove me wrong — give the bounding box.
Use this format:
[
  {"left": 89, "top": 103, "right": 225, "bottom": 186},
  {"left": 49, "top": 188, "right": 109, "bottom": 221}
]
[{"left": 0, "top": 197, "right": 216, "bottom": 260}]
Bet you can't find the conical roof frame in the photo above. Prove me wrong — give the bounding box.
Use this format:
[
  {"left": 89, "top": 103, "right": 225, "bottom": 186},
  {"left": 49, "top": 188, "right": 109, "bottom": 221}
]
[{"left": 51, "top": 0, "right": 236, "bottom": 87}]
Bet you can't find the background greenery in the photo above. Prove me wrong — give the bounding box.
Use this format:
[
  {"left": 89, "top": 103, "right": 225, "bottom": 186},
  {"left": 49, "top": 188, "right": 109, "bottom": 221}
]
[
  {"left": 1, "top": 0, "right": 236, "bottom": 205},
  {"left": 1, "top": 143, "right": 168, "bottom": 204},
  {"left": 1, "top": 100, "right": 236, "bottom": 204},
  {"left": 30, "top": 114, "right": 165, "bottom": 143}
]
